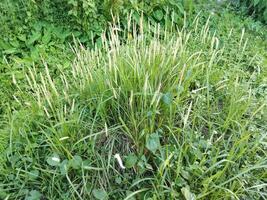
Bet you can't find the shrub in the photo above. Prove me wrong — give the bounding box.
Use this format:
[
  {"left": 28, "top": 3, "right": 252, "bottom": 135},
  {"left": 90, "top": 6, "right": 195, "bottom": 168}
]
[
  {"left": 238, "top": 0, "right": 267, "bottom": 23},
  {"left": 0, "top": 0, "right": 195, "bottom": 45}
]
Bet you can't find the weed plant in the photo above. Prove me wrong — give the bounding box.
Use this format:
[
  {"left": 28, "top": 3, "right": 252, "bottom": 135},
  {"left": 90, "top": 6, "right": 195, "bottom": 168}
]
[{"left": 0, "top": 16, "right": 266, "bottom": 199}]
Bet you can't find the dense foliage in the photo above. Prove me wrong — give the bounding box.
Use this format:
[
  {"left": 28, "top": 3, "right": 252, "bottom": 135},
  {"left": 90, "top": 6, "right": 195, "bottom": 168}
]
[
  {"left": 0, "top": 0, "right": 266, "bottom": 199},
  {"left": 0, "top": 0, "right": 194, "bottom": 50},
  {"left": 237, "top": 0, "right": 267, "bottom": 23}
]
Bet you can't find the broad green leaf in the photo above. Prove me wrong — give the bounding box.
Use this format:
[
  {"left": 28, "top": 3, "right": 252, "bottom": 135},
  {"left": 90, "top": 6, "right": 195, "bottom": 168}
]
[
  {"left": 69, "top": 155, "right": 83, "bottom": 169},
  {"left": 10, "top": 39, "right": 20, "bottom": 48},
  {"left": 92, "top": 189, "right": 108, "bottom": 200},
  {"left": 27, "top": 32, "right": 41, "bottom": 45},
  {"left": 264, "top": 9, "right": 267, "bottom": 21},
  {"left": 26, "top": 190, "right": 42, "bottom": 200},
  {"left": 0, "top": 187, "right": 7, "bottom": 199},
  {"left": 162, "top": 92, "right": 172, "bottom": 105},
  {"left": 18, "top": 34, "right": 27, "bottom": 41},
  {"left": 28, "top": 169, "right": 39, "bottom": 180},
  {"left": 115, "top": 176, "right": 122, "bottom": 184},
  {"left": 0, "top": 40, "right": 12, "bottom": 50},
  {"left": 30, "top": 47, "right": 39, "bottom": 60},
  {"left": 181, "top": 187, "right": 196, "bottom": 200},
  {"left": 68, "top": 0, "right": 77, "bottom": 6},
  {"left": 253, "top": 0, "right": 260, "bottom": 6},
  {"left": 3, "top": 48, "right": 18, "bottom": 54},
  {"left": 181, "top": 170, "right": 190, "bottom": 180},
  {"left": 154, "top": 9, "right": 164, "bottom": 21},
  {"left": 60, "top": 160, "right": 69, "bottom": 175},
  {"left": 46, "top": 153, "right": 61, "bottom": 167},
  {"left": 125, "top": 154, "right": 138, "bottom": 168},
  {"left": 176, "top": 3, "right": 185, "bottom": 14},
  {"left": 42, "top": 30, "right": 52, "bottom": 44},
  {"left": 146, "top": 133, "right": 161, "bottom": 154},
  {"left": 184, "top": 0, "right": 194, "bottom": 13},
  {"left": 33, "top": 22, "right": 43, "bottom": 31}
]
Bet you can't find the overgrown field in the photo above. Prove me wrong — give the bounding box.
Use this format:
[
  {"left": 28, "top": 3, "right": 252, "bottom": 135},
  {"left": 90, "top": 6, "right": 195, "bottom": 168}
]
[{"left": 0, "top": 1, "right": 266, "bottom": 200}]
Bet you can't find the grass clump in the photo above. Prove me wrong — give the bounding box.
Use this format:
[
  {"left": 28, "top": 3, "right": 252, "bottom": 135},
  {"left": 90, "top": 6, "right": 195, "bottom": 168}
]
[{"left": 0, "top": 17, "right": 266, "bottom": 199}]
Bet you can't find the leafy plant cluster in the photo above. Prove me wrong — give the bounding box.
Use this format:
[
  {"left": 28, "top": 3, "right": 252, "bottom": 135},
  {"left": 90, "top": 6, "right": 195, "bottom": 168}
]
[
  {"left": 0, "top": 0, "right": 194, "bottom": 50},
  {"left": 66, "top": 0, "right": 194, "bottom": 32},
  {"left": 237, "top": 0, "right": 267, "bottom": 23}
]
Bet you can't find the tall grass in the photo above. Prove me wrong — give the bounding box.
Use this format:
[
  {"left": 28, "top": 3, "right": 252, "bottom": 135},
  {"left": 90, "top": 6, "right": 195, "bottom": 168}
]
[{"left": 0, "top": 17, "right": 266, "bottom": 199}]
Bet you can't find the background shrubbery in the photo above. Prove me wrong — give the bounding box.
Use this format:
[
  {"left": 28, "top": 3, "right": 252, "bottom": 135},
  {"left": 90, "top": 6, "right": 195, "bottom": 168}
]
[
  {"left": 237, "top": 0, "right": 267, "bottom": 23},
  {"left": 1, "top": 0, "right": 265, "bottom": 64},
  {"left": 0, "top": 0, "right": 194, "bottom": 48}
]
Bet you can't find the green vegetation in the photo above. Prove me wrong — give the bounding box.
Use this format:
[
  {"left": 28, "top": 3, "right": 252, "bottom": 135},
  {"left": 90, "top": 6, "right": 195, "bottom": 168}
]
[
  {"left": 237, "top": 0, "right": 267, "bottom": 23},
  {"left": 0, "top": 0, "right": 266, "bottom": 199}
]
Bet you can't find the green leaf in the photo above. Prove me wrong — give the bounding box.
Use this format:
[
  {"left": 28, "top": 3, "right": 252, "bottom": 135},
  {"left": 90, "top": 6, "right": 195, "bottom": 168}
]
[
  {"left": 125, "top": 154, "right": 138, "bottom": 168},
  {"left": 27, "top": 32, "right": 41, "bottom": 46},
  {"left": 10, "top": 39, "right": 20, "bottom": 48},
  {"left": 181, "top": 170, "right": 190, "bottom": 180},
  {"left": 176, "top": 3, "right": 184, "bottom": 14},
  {"left": 253, "top": 0, "right": 260, "bottom": 6},
  {"left": 0, "top": 187, "right": 7, "bottom": 199},
  {"left": 115, "top": 176, "right": 122, "bottom": 184},
  {"left": 3, "top": 48, "right": 18, "bottom": 54},
  {"left": 68, "top": 0, "right": 77, "bottom": 6},
  {"left": 184, "top": 0, "right": 194, "bottom": 13},
  {"left": 92, "top": 189, "right": 108, "bottom": 200},
  {"left": 69, "top": 155, "right": 83, "bottom": 169},
  {"left": 0, "top": 40, "right": 12, "bottom": 50},
  {"left": 162, "top": 92, "right": 172, "bottom": 105},
  {"left": 28, "top": 169, "right": 39, "bottom": 180},
  {"left": 18, "top": 34, "right": 27, "bottom": 42},
  {"left": 181, "top": 186, "right": 196, "bottom": 200},
  {"left": 146, "top": 133, "right": 161, "bottom": 154},
  {"left": 30, "top": 47, "right": 39, "bottom": 60},
  {"left": 42, "top": 30, "right": 52, "bottom": 44},
  {"left": 60, "top": 159, "right": 69, "bottom": 175},
  {"left": 264, "top": 9, "right": 267, "bottom": 22},
  {"left": 26, "top": 190, "right": 42, "bottom": 200},
  {"left": 46, "top": 153, "right": 61, "bottom": 167},
  {"left": 33, "top": 22, "right": 43, "bottom": 31},
  {"left": 154, "top": 9, "right": 164, "bottom": 21}
]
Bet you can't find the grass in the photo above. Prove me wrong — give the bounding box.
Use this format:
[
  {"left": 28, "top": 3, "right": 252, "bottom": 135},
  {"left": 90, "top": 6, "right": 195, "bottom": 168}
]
[
  {"left": 0, "top": 1, "right": 267, "bottom": 199},
  {"left": 0, "top": 9, "right": 266, "bottom": 199}
]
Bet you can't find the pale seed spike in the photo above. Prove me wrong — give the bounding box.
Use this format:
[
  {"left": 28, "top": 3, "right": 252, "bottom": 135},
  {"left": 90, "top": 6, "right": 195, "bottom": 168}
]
[
  {"left": 192, "top": 11, "right": 201, "bottom": 25},
  {"left": 150, "top": 83, "right": 161, "bottom": 107},
  {"left": 43, "top": 106, "right": 50, "bottom": 118},
  {"left": 140, "top": 12, "right": 144, "bottom": 41},
  {"left": 228, "top": 28, "right": 233, "bottom": 39},
  {"left": 242, "top": 38, "right": 248, "bottom": 54},
  {"left": 28, "top": 67, "right": 37, "bottom": 90},
  {"left": 183, "top": 101, "right": 193, "bottom": 129},
  {"left": 239, "top": 28, "right": 245, "bottom": 48},
  {"left": 25, "top": 74, "right": 34, "bottom": 92},
  {"left": 36, "top": 87, "right": 41, "bottom": 107},
  {"left": 44, "top": 62, "right": 59, "bottom": 97},
  {"left": 70, "top": 99, "right": 75, "bottom": 114}
]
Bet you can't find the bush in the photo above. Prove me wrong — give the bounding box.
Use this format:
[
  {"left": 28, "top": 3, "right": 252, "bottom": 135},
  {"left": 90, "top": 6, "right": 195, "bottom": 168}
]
[
  {"left": 0, "top": 0, "right": 195, "bottom": 44},
  {"left": 238, "top": 0, "right": 267, "bottom": 23}
]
